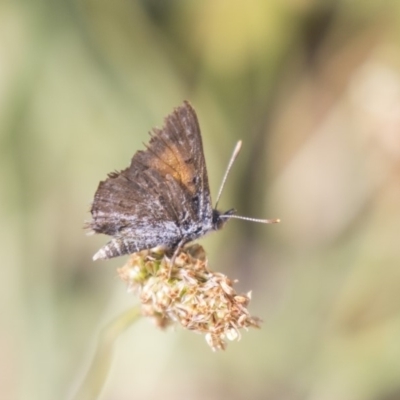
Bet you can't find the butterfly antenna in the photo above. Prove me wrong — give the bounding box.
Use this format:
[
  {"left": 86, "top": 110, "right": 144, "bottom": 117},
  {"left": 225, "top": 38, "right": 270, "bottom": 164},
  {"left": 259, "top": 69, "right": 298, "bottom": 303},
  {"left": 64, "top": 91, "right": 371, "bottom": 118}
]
[
  {"left": 215, "top": 141, "right": 242, "bottom": 210},
  {"left": 219, "top": 214, "right": 280, "bottom": 224}
]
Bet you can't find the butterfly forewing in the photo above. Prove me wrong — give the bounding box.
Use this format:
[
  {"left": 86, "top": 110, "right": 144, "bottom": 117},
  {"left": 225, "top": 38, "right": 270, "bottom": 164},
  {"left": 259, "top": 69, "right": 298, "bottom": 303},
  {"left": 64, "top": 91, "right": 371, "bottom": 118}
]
[{"left": 133, "top": 102, "right": 212, "bottom": 218}]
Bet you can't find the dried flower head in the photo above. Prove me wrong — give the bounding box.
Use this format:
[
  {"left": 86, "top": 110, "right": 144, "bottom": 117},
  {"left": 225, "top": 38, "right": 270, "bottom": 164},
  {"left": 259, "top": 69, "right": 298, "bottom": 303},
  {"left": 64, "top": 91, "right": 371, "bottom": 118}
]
[{"left": 117, "top": 244, "right": 262, "bottom": 351}]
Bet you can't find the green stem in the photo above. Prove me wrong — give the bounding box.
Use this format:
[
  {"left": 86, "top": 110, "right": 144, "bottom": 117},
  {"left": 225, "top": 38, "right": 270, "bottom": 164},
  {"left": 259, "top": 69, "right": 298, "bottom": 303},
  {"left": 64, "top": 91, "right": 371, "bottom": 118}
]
[{"left": 72, "top": 306, "right": 141, "bottom": 400}]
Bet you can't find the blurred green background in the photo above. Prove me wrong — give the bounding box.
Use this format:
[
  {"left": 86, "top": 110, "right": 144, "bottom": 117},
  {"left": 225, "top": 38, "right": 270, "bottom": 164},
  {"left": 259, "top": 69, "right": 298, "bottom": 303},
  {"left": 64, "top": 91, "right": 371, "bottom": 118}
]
[{"left": 2, "top": 1, "right": 400, "bottom": 399}]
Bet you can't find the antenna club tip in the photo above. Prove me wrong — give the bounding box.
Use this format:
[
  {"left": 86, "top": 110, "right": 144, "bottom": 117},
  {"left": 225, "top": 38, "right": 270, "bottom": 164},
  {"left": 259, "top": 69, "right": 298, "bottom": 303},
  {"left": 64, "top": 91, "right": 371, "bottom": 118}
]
[
  {"left": 274, "top": 218, "right": 281, "bottom": 223},
  {"left": 234, "top": 141, "right": 242, "bottom": 153}
]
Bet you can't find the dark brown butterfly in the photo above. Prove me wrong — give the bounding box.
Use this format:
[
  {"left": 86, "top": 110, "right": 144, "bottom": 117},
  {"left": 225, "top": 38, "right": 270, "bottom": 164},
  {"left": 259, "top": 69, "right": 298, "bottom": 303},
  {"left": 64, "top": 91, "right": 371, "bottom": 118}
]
[{"left": 88, "top": 101, "right": 278, "bottom": 261}]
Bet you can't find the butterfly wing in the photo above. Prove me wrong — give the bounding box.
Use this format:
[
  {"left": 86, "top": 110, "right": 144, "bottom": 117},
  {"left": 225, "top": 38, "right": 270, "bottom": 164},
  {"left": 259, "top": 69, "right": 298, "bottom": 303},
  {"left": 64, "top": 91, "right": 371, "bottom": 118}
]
[
  {"left": 89, "top": 101, "right": 213, "bottom": 260},
  {"left": 134, "top": 101, "right": 213, "bottom": 225}
]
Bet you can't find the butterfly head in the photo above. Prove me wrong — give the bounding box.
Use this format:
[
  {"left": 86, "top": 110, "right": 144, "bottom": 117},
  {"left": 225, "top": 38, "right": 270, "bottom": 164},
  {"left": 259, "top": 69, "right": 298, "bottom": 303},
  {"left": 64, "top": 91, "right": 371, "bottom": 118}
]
[{"left": 212, "top": 208, "right": 236, "bottom": 231}]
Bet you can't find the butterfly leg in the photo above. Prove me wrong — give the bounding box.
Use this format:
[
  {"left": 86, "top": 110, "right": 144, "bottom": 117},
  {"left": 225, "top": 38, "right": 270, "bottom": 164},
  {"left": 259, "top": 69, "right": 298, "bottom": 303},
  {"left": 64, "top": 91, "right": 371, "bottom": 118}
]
[{"left": 168, "top": 238, "right": 187, "bottom": 278}]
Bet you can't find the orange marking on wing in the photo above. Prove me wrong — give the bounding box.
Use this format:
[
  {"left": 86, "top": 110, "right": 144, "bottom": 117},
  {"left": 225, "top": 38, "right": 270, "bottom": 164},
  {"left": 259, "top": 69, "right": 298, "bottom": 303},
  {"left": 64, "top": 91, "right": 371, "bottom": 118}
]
[{"left": 145, "top": 144, "right": 197, "bottom": 195}]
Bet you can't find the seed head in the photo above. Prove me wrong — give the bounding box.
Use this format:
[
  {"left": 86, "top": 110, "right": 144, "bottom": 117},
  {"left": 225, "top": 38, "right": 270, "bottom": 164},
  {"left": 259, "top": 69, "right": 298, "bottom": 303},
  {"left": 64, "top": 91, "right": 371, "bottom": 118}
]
[{"left": 117, "top": 244, "right": 262, "bottom": 351}]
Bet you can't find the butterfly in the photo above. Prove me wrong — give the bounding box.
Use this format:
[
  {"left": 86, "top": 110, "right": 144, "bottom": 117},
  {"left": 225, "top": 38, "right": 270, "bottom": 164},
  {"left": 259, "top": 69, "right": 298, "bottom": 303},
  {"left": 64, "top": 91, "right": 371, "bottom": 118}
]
[{"left": 88, "top": 101, "right": 279, "bottom": 261}]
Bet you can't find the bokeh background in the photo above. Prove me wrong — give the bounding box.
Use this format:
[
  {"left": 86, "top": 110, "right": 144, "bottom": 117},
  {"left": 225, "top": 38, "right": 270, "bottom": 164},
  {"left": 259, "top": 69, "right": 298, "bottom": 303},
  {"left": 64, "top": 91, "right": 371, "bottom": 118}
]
[{"left": 2, "top": 1, "right": 400, "bottom": 399}]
